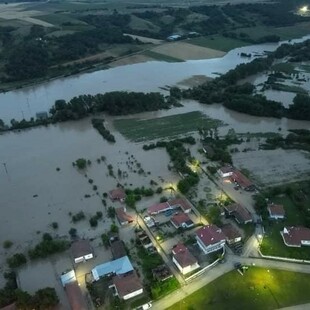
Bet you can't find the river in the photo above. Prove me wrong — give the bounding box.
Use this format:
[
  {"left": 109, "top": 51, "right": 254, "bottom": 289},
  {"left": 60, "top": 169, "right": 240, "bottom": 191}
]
[{"left": 1, "top": 35, "right": 310, "bottom": 124}]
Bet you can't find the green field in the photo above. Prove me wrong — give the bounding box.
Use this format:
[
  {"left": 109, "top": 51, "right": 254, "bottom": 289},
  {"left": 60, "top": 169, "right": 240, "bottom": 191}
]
[
  {"left": 188, "top": 35, "right": 249, "bottom": 52},
  {"left": 167, "top": 267, "right": 310, "bottom": 310},
  {"left": 260, "top": 195, "right": 310, "bottom": 260},
  {"left": 143, "top": 50, "right": 183, "bottom": 63},
  {"left": 271, "top": 63, "right": 298, "bottom": 74},
  {"left": 235, "top": 22, "right": 310, "bottom": 41},
  {"left": 269, "top": 83, "right": 307, "bottom": 94},
  {"left": 113, "top": 111, "right": 222, "bottom": 142}
]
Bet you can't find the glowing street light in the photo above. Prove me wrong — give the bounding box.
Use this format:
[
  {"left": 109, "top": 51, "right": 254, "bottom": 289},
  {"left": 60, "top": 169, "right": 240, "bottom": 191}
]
[{"left": 300, "top": 5, "right": 308, "bottom": 13}]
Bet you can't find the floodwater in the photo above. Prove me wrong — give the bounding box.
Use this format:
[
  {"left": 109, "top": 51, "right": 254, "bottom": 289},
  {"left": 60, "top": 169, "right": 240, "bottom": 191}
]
[
  {"left": 0, "top": 35, "right": 310, "bottom": 124},
  {"left": 1, "top": 35, "right": 310, "bottom": 294}
]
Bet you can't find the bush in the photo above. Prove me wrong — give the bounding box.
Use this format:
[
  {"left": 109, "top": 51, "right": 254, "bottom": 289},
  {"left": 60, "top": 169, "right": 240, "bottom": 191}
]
[
  {"left": 75, "top": 158, "right": 87, "bottom": 169},
  {"left": 72, "top": 211, "right": 85, "bottom": 223},
  {"left": 7, "top": 253, "right": 27, "bottom": 268},
  {"left": 110, "top": 223, "right": 119, "bottom": 233},
  {"left": 108, "top": 207, "right": 116, "bottom": 218},
  {"left": 69, "top": 228, "right": 77, "bottom": 238},
  {"left": 3, "top": 240, "right": 13, "bottom": 249},
  {"left": 51, "top": 222, "right": 58, "bottom": 229},
  {"left": 89, "top": 217, "right": 98, "bottom": 227}
]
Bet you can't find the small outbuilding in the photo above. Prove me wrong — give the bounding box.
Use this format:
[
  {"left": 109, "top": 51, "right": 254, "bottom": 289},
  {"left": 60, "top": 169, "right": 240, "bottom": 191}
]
[
  {"left": 109, "top": 188, "right": 126, "bottom": 202},
  {"left": 268, "top": 204, "right": 285, "bottom": 220},
  {"left": 170, "top": 212, "right": 194, "bottom": 229},
  {"left": 222, "top": 224, "right": 242, "bottom": 245}
]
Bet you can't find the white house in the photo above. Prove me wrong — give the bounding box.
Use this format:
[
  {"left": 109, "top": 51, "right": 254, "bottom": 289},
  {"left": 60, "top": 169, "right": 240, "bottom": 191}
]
[
  {"left": 109, "top": 272, "right": 143, "bottom": 300},
  {"left": 71, "top": 240, "right": 93, "bottom": 264},
  {"left": 268, "top": 204, "right": 285, "bottom": 220},
  {"left": 218, "top": 166, "right": 234, "bottom": 178},
  {"left": 172, "top": 243, "right": 200, "bottom": 275},
  {"left": 196, "top": 225, "right": 226, "bottom": 254}
]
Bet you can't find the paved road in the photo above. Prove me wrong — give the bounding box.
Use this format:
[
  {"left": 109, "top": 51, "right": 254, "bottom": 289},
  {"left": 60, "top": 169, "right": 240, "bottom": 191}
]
[{"left": 152, "top": 252, "right": 310, "bottom": 310}]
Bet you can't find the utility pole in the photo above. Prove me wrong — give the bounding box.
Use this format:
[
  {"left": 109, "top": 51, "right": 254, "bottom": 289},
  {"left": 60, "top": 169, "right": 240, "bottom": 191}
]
[{"left": 2, "top": 162, "right": 8, "bottom": 175}]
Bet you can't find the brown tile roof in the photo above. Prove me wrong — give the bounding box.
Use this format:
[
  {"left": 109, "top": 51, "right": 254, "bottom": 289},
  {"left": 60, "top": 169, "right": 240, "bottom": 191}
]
[
  {"left": 196, "top": 224, "right": 225, "bottom": 246},
  {"left": 282, "top": 226, "right": 310, "bottom": 247},
  {"left": 170, "top": 212, "right": 193, "bottom": 228},
  {"left": 65, "top": 281, "right": 88, "bottom": 310},
  {"left": 109, "top": 188, "right": 126, "bottom": 200},
  {"left": 111, "top": 240, "right": 127, "bottom": 259},
  {"left": 225, "top": 203, "right": 252, "bottom": 223},
  {"left": 116, "top": 207, "right": 134, "bottom": 224},
  {"left": 231, "top": 170, "right": 253, "bottom": 189},
  {"left": 112, "top": 272, "right": 142, "bottom": 299},
  {"left": 147, "top": 202, "right": 171, "bottom": 215},
  {"left": 71, "top": 240, "right": 92, "bottom": 259},
  {"left": 222, "top": 224, "right": 242, "bottom": 241},
  {"left": 268, "top": 204, "right": 285, "bottom": 217},
  {"left": 172, "top": 243, "right": 198, "bottom": 268},
  {"left": 168, "top": 198, "right": 192, "bottom": 212}
]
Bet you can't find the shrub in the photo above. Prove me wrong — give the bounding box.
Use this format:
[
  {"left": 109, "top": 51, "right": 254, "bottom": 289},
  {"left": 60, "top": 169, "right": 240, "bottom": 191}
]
[
  {"left": 51, "top": 222, "right": 58, "bottom": 229},
  {"left": 89, "top": 217, "right": 98, "bottom": 227},
  {"left": 7, "top": 253, "right": 27, "bottom": 268},
  {"left": 3, "top": 240, "right": 13, "bottom": 249},
  {"left": 75, "top": 158, "right": 87, "bottom": 169}
]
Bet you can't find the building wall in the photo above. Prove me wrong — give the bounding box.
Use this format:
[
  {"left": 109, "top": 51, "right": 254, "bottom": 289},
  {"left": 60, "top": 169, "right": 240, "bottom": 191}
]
[
  {"left": 172, "top": 257, "right": 199, "bottom": 275},
  {"left": 74, "top": 253, "right": 93, "bottom": 264},
  {"left": 196, "top": 237, "right": 225, "bottom": 254},
  {"left": 301, "top": 240, "right": 310, "bottom": 246},
  {"left": 123, "top": 288, "right": 143, "bottom": 300}
]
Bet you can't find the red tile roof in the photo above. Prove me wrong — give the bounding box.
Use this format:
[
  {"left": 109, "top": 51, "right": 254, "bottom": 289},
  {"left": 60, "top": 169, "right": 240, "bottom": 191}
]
[
  {"left": 196, "top": 224, "right": 225, "bottom": 246},
  {"left": 222, "top": 224, "right": 242, "bottom": 241},
  {"left": 168, "top": 198, "right": 192, "bottom": 212},
  {"left": 282, "top": 226, "right": 310, "bottom": 247},
  {"left": 231, "top": 170, "right": 253, "bottom": 189},
  {"left": 268, "top": 204, "right": 285, "bottom": 217},
  {"left": 225, "top": 203, "right": 252, "bottom": 223},
  {"left": 116, "top": 207, "right": 134, "bottom": 224},
  {"left": 109, "top": 188, "right": 126, "bottom": 200},
  {"left": 71, "top": 240, "right": 92, "bottom": 259},
  {"left": 147, "top": 202, "right": 171, "bottom": 215},
  {"left": 170, "top": 212, "right": 193, "bottom": 228},
  {"left": 112, "top": 272, "right": 142, "bottom": 299},
  {"left": 65, "top": 281, "right": 88, "bottom": 310},
  {"left": 172, "top": 243, "right": 198, "bottom": 268}
]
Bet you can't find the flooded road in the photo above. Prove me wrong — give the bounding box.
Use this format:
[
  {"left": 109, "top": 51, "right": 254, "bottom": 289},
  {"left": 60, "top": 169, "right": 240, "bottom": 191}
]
[{"left": 0, "top": 35, "right": 310, "bottom": 124}]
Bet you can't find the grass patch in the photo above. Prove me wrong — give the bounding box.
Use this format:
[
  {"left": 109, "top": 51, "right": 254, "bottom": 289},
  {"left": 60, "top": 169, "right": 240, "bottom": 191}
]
[
  {"left": 167, "top": 267, "right": 310, "bottom": 310},
  {"left": 113, "top": 111, "right": 223, "bottom": 142},
  {"left": 187, "top": 35, "right": 248, "bottom": 52},
  {"left": 37, "top": 14, "right": 85, "bottom": 26},
  {"left": 143, "top": 50, "right": 183, "bottom": 62},
  {"left": 261, "top": 195, "right": 310, "bottom": 260}
]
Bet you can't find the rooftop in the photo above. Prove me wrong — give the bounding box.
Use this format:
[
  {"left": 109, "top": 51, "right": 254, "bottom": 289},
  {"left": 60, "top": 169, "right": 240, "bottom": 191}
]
[
  {"left": 60, "top": 270, "right": 76, "bottom": 287},
  {"left": 196, "top": 224, "right": 225, "bottom": 246},
  {"left": 92, "top": 256, "right": 133, "bottom": 281},
  {"left": 65, "top": 281, "right": 88, "bottom": 310},
  {"left": 112, "top": 272, "right": 142, "bottom": 299},
  {"left": 222, "top": 224, "right": 242, "bottom": 241},
  {"left": 172, "top": 243, "right": 198, "bottom": 268},
  {"left": 115, "top": 207, "right": 134, "bottom": 224},
  {"left": 268, "top": 204, "right": 285, "bottom": 217},
  {"left": 219, "top": 166, "right": 234, "bottom": 174},
  {"left": 168, "top": 198, "right": 192, "bottom": 212},
  {"left": 109, "top": 188, "right": 126, "bottom": 200},
  {"left": 282, "top": 226, "right": 310, "bottom": 247},
  {"left": 231, "top": 170, "right": 253, "bottom": 189},
  {"left": 225, "top": 203, "right": 252, "bottom": 223},
  {"left": 170, "top": 212, "right": 193, "bottom": 228},
  {"left": 147, "top": 202, "right": 171, "bottom": 214},
  {"left": 111, "top": 240, "right": 127, "bottom": 259},
  {"left": 71, "top": 239, "right": 92, "bottom": 259}
]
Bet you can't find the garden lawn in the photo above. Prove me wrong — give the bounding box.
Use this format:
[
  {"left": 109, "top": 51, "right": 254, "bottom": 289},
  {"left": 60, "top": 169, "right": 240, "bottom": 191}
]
[
  {"left": 260, "top": 195, "right": 310, "bottom": 260},
  {"left": 187, "top": 35, "right": 248, "bottom": 52},
  {"left": 113, "top": 111, "right": 222, "bottom": 142},
  {"left": 167, "top": 267, "right": 310, "bottom": 310}
]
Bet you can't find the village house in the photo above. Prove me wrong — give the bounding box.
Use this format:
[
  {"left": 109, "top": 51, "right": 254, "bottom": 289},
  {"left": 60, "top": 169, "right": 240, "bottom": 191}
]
[
  {"left": 148, "top": 202, "right": 172, "bottom": 215},
  {"left": 115, "top": 207, "right": 134, "bottom": 225},
  {"left": 221, "top": 223, "right": 242, "bottom": 245},
  {"left": 218, "top": 166, "right": 234, "bottom": 178},
  {"left": 91, "top": 256, "right": 133, "bottom": 281},
  {"left": 172, "top": 243, "right": 200, "bottom": 275},
  {"left": 60, "top": 270, "right": 87, "bottom": 310},
  {"left": 170, "top": 212, "right": 194, "bottom": 229},
  {"left": 281, "top": 226, "right": 310, "bottom": 247},
  {"left": 71, "top": 239, "right": 93, "bottom": 264},
  {"left": 111, "top": 240, "right": 127, "bottom": 260},
  {"left": 268, "top": 204, "right": 285, "bottom": 220},
  {"left": 109, "top": 271, "right": 143, "bottom": 300},
  {"left": 224, "top": 203, "right": 253, "bottom": 225},
  {"left": 168, "top": 198, "right": 192, "bottom": 213},
  {"left": 109, "top": 188, "right": 126, "bottom": 202},
  {"left": 195, "top": 225, "right": 226, "bottom": 254}
]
